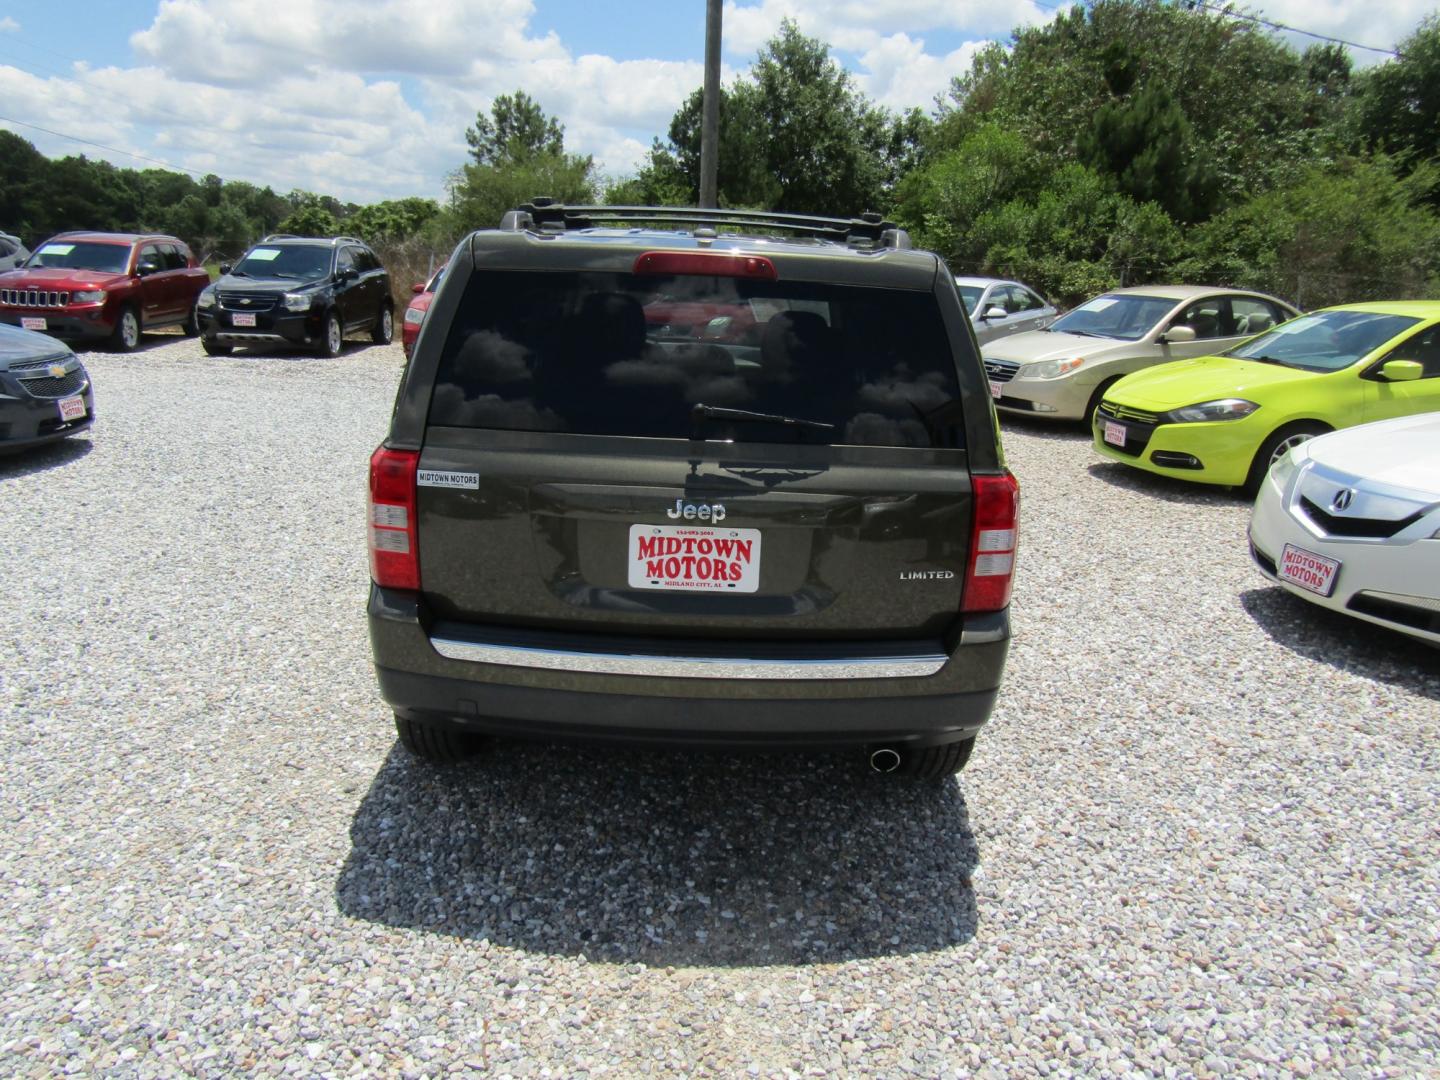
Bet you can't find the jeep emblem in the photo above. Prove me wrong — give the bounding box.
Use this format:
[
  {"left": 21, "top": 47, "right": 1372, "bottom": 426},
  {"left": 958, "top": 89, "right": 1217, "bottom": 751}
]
[{"left": 667, "top": 498, "right": 726, "bottom": 523}]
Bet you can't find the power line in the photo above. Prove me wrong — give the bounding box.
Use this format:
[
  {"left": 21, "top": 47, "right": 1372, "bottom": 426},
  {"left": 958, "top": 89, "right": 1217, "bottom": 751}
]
[
  {"left": 1188, "top": 3, "right": 1401, "bottom": 58},
  {"left": 0, "top": 113, "right": 214, "bottom": 178}
]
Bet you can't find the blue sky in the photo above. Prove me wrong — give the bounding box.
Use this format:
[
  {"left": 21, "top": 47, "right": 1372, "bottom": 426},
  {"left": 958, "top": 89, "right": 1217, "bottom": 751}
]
[{"left": 0, "top": 1, "right": 1427, "bottom": 206}]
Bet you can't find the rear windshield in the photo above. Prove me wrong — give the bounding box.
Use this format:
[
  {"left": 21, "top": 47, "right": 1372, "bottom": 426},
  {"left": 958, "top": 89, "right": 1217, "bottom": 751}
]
[{"left": 429, "top": 270, "right": 965, "bottom": 448}]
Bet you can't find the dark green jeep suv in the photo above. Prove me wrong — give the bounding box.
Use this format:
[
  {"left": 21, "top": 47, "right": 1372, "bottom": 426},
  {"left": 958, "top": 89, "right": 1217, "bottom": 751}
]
[{"left": 367, "top": 202, "right": 1017, "bottom": 777}]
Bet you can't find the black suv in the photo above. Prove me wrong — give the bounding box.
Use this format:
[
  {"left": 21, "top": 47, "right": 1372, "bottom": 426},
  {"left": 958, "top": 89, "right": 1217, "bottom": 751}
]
[
  {"left": 368, "top": 202, "right": 1018, "bottom": 777},
  {"left": 197, "top": 234, "right": 392, "bottom": 356}
]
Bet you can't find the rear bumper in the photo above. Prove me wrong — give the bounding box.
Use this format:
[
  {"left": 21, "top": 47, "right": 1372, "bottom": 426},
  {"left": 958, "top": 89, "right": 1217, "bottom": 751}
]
[{"left": 369, "top": 586, "right": 1009, "bottom": 749}]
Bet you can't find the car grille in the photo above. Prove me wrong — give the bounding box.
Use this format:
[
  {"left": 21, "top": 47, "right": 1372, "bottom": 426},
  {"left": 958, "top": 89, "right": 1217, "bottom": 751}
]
[
  {"left": 1, "top": 288, "right": 71, "bottom": 308},
  {"left": 218, "top": 292, "right": 279, "bottom": 312},
  {"left": 983, "top": 358, "right": 1020, "bottom": 383},
  {"left": 1098, "top": 401, "right": 1162, "bottom": 425},
  {"left": 1298, "top": 497, "right": 1421, "bottom": 539},
  {"left": 1094, "top": 402, "right": 1160, "bottom": 458},
  {"left": 1348, "top": 591, "right": 1440, "bottom": 634},
  {"left": 9, "top": 356, "right": 71, "bottom": 372},
  {"left": 18, "top": 370, "right": 87, "bottom": 398}
]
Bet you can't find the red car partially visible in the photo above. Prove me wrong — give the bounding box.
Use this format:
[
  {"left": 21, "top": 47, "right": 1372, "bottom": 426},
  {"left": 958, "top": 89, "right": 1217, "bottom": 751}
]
[{"left": 402, "top": 264, "right": 445, "bottom": 358}]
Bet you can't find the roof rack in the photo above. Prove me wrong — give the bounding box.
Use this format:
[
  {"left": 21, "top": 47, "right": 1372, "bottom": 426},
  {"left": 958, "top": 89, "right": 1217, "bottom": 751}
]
[
  {"left": 259, "top": 233, "right": 366, "bottom": 246},
  {"left": 498, "top": 198, "right": 912, "bottom": 249}
]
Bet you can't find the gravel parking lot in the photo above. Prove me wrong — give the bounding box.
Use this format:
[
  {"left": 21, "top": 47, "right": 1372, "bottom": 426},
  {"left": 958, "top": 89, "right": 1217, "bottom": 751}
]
[{"left": 2, "top": 333, "right": 1437, "bottom": 1078}]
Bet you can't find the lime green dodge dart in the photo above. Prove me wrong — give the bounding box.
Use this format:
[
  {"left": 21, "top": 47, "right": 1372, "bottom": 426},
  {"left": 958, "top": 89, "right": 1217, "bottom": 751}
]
[{"left": 1092, "top": 302, "right": 1440, "bottom": 492}]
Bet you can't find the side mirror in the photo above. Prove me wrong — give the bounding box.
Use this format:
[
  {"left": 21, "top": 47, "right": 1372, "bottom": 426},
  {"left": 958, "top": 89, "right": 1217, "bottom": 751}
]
[
  {"left": 338, "top": 267, "right": 358, "bottom": 282},
  {"left": 219, "top": 262, "right": 233, "bottom": 275},
  {"left": 1163, "top": 324, "right": 1197, "bottom": 343},
  {"left": 1380, "top": 359, "right": 1424, "bottom": 382},
  {"left": 981, "top": 306, "right": 1007, "bottom": 321},
  {"left": 136, "top": 260, "right": 160, "bottom": 276},
  {"left": 411, "top": 282, "right": 425, "bottom": 293},
  {"left": 702, "top": 316, "right": 733, "bottom": 339}
]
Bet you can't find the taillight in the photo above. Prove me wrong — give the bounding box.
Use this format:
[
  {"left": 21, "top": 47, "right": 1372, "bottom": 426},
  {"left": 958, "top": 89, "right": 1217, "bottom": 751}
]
[
  {"left": 632, "top": 252, "right": 777, "bottom": 279},
  {"left": 368, "top": 446, "right": 420, "bottom": 590},
  {"left": 962, "top": 471, "right": 1019, "bottom": 613}
]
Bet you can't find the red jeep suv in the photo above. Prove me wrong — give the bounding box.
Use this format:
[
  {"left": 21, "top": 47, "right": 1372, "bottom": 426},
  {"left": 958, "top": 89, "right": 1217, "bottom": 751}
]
[{"left": 0, "top": 232, "right": 211, "bottom": 351}]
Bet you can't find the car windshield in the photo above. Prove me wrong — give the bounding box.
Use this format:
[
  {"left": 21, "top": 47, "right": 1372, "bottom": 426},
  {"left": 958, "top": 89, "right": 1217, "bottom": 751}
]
[
  {"left": 1226, "top": 310, "right": 1423, "bottom": 372},
  {"left": 26, "top": 241, "right": 131, "bottom": 274},
  {"left": 1048, "top": 294, "right": 1177, "bottom": 341},
  {"left": 430, "top": 270, "right": 966, "bottom": 449},
  {"left": 232, "top": 245, "right": 332, "bottom": 280},
  {"left": 956, "top": 285, "right": 982, "bottom": 315}
]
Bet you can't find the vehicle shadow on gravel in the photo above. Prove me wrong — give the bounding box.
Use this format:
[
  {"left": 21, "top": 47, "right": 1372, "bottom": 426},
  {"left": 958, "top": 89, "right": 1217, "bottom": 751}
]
[
  {"left": 0, "top": 437, "right": 92, "bottom": 478},
  {"left": 1086, "top": 460, "right": 1250, "bottom": 506},
  {"left": 336, "top": 742, "right": 980, "bottom": 966},
  {"left": 1242, "top": 587, "right": 1440, "bottom": 700}
]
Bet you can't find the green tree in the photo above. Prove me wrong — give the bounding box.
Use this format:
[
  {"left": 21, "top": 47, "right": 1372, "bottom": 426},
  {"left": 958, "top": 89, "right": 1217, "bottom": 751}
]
[
  {"left": 348, "top": 197, "right": 441, "bottom": 245},
  {"left": 445, "top": 152, "right": 597, "bottom": 232},
  {"left": 275, "top": 202, "right": 341, "bottom": 237},
  {"left": 1353, "top": 16, "right": 1440, "bottom": 170},
  {"left": 1078, "top": 84, "right": 1215, "bottom": 221},
  {"left": 466, "top": 90, "right": 565, "bottom": 167}
]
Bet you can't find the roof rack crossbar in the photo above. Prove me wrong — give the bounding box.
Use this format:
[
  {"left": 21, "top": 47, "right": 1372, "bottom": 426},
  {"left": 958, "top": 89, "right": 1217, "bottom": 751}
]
[{"left": 504, "top": 201, "right": 910, "bottom": 248}]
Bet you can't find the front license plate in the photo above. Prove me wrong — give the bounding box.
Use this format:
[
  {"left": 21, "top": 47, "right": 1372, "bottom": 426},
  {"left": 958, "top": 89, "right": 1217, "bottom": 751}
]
[
  {"left": 232, "top": 312, "right": 257, "bottom": 327},
  {"left": 1103, "top": 420, "right": 1127, "bottom": 447},
  {"left": 57, "top": 395, "right": 86, "bottom": 422},
  {"left": 21, "top": 317, "right": 47, "bottom": 331},
  {"left": 1279, "top": 544, "right": 1339, "bottom": 597},
  {"left": 628, "top": 524, "right": 761, "bottom": 593},
  {"left": 989, "top": 379, "right": 1003, "bottom": 399}
]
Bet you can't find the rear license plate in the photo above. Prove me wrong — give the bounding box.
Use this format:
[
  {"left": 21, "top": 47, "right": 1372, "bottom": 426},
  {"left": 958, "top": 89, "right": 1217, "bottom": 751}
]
[
  {"left": 21, "top": 317, "right": 47, "bottom": 331},
  {"left": 989, "top": 380, "right": 1002, "bottom": 399},
  {"left": 232, "top": 312, "right": 257, "bottom": 327},
  {"left": 628, "top": 524, "right": 761, "bottom": 593},
  {"left": 1279, "top": 544, "right": 1339, "bottom": 597},
  {"left": 1103, "top": 420, "right": 1127, "bottom": 447},
  {"left": 57, "top": 395, "right": 86, "bottom": 422}
]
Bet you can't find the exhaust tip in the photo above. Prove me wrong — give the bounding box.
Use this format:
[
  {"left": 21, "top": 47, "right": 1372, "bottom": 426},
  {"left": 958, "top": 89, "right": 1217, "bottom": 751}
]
[{"left": 869, "top": 748, "right": 902, "bottom": 774}]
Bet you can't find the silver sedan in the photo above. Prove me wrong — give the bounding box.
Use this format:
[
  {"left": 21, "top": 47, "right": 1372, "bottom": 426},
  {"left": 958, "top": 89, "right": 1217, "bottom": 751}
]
[
  {"left": 982, "top": 285, "right": 1299, "bottom": 422},
  {"left": 955, "top": 276, "right": 1058, "bottom": 345}
]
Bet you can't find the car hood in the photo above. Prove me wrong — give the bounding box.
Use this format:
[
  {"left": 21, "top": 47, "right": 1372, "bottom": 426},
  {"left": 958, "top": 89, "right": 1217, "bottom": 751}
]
[
  {"left": 215, "top": 275, "right": 326, "bottom": 292},
  {"left": 1109, "top": 355, "right": 1315, "bottom": 409},
  {"left": 0, "top": 322, "right": 75, "bottom": 369},
  {"left": 980, "top": 330, "right": 1137, "bottom": 363},
  {"left": 1302, "top": 413, "right": 1440, "bottom": 496},
  {"left": 0, "top": 267, "right": 129, "bottom": 290}
]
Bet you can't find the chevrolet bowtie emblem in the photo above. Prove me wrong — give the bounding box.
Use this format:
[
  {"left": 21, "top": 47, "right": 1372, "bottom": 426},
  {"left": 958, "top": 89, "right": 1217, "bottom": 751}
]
[{"left": 48, "top": 364, "right": 66, "bottom": 379}]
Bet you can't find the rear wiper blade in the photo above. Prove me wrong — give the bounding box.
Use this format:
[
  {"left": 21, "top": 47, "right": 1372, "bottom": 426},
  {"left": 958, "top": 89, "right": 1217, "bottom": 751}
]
[{"left": 690, "top": 403, "right": 836, "bottom": 433}]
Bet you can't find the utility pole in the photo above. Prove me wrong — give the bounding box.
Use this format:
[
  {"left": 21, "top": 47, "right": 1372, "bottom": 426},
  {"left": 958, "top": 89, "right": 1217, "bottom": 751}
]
[{"left": 699, "top": 0, "right": 722, "bottom": 209}]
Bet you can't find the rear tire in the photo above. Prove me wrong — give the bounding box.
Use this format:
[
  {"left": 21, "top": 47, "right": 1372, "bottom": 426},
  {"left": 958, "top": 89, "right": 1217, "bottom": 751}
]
[
  {"left": 901, "top": 737, "right": 975, "bottom": 779},
  {"left": 371, "top": 304, "right": 394, "bottom": 345},
  {"left": 109, "top": 305, "right": 141, "bottom": 352},
  {"left": 394, "top": 713, "right": 488, "bottom": 765},
  {"left": 1242, "top": 422, "right": 1328, "bottom": 496},
  {"left": 202, "top": 338, "right": 232, "bottom": 356}
]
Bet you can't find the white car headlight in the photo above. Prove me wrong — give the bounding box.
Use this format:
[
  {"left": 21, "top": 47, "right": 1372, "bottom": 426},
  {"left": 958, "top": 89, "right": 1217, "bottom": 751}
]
[
  {"left": 1166, "top": 399, "right": 1259, "bottom": 423},
  {"left": 1017, "top": 357, "right": 1084, "bottom": 380},
  {"left": 196, "top": 289, "right": 217, "bottom": 309},
  {"left": 71, "top": 290, "right": 106, "bottom": 304},
  {"left": 1267, "top": 448, "right": 1301, "bottom": 492},
  {"left": 283, "top": 292, "right": 314, "bottom": 313}
]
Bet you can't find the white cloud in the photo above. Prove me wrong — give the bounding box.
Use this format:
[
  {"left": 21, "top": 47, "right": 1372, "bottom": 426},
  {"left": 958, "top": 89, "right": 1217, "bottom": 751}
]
[
  {"left": 0, "top": 17, "right": 20, "bottom": 33},
  {"left": 1238, "top": 0, "right": 1427, "bottom": 68},
  {"left": 852, "top": 34, "right": 988, "bottom": 112}
]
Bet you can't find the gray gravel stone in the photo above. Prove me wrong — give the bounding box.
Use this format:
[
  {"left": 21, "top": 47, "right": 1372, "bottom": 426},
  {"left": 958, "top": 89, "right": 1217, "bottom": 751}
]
[{"left": 1, "top": 334, "right": 1437, "bottom": 1076}]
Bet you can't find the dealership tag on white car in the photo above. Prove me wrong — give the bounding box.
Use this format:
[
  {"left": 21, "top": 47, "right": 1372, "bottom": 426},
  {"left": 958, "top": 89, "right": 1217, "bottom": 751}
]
[
  {"left": 1103, "top": 421, "right": 1127, "bottom": 447},
  {"left": 1279, "top": 543, "right": 1339, "bottom": 597},
  {"left": 989, "top": 380, "right": 1003, "bottom": 399},
  {"left": 21, "top": 317, "right": 47, "bottom": 331},
  {"left": 232, "top": 312, "right": 257, "bottom": 327},
  {"left": 57, "top": 395, "right": 85, "bottom": 421},
  {"left": 628, "top": 524, "right": 761, "bottom": 593}
]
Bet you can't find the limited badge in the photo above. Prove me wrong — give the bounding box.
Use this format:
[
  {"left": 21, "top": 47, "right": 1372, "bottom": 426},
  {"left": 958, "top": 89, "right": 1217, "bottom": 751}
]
[{"left": 417, "top": 469, "right": 479, "bottom": 490}]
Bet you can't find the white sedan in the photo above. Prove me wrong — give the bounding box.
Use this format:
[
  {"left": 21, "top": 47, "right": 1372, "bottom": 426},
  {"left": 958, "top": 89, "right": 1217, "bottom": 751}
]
[{"left": 1249, "top": 413, "right": 1440, "bottom": 646}]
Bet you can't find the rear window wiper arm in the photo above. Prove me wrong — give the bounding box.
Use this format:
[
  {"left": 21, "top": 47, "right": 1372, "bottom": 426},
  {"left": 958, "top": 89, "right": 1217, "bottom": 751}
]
[{"left": 690, "top": 403, "right": 836, "bottom": 434}]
